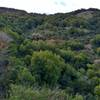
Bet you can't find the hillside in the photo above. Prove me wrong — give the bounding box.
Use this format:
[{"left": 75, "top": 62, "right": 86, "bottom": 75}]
[{"left": 0, "top": 7, "right": 100, "bottom": 100}]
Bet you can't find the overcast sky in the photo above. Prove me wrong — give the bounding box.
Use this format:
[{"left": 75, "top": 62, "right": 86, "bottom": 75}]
[{"left": 0, "top": 0, "right": 99, "bottom": 14}]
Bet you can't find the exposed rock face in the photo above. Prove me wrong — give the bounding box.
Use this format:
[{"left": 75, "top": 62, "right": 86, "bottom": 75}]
[
  {"left": 0, "top": 32, "right": 12, "bottom": 49},
  {"left": 84, "top": 44, "right": 92, "bottom": 50},
  {"left": 32, "top": 33, "right": 46, "bottom": 40},
  {"left": 0, "top": 32, "right": 12, "bottom": 43},
  {"left": 94, "top": 59, "right": 100, "bottom": 64}
]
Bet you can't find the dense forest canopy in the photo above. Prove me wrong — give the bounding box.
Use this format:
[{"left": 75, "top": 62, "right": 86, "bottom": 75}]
[{"left": 0, "top": 7, "right": 100, "bottom": 100}]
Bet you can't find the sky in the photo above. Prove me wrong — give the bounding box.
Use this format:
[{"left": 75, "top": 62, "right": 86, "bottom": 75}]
[{"left": 0, "top": 0, "right": 100, "bottom": 14}]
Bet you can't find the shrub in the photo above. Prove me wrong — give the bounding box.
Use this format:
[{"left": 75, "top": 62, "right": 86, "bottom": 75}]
[
  {"left": 8, "top": 84, "right": 84, "bottom": 100},
  {"left": 31, "top": 50, "right": 65, "bottom": 86}
]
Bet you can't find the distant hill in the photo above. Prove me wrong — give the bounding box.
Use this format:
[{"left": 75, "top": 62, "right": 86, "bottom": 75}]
[{"left": 0, "top": 7, "right": 100, "bottom": 40}]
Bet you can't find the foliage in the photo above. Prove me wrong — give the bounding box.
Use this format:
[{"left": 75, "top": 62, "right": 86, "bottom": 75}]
[
  {"left": 94, "top": 85, "right": 100, "bottom": 96},
  {"left": 64, "top": 40, "right": 84, "bottom": 51},
  {"left": 8, "top": 84, "right": 84, "bottom": 100},
  {"left": 0, "top": 7, "right": 100, "bottom": 99},
  {"left": 92, "top": 34, "right": 100, "bottom": 47},
  {"left": 31, "top": 51, "right": 65, "bottom": 86}
]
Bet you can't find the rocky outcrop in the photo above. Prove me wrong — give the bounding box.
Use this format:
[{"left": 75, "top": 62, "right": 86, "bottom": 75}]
[
  {"left": 0, "top": 32, "right": 12, "bottom": 43},
  {"left": 0, "top": 32, "right": 13, "bottom": 49}
]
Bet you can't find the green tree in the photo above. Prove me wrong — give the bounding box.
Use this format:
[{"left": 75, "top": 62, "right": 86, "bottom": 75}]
[
  {"left": 31, "top": 50, "right": 65, "bottom": 86},
  {"left": 8, "top": 84, "right": 84, "bottom": 100},
  {"left": 94, "top": 85, "right": 100, "bottom": 100},
  {"left": 74, "top": 53, "right": 90, "bottom": 69},
  {"left": 92, "top": 34, "right": 100, "bottom": 47},
  {"left": 17, "top": 67, "right": 35, "bottom": 86},
  {"left": 8, "top": 57, "right": 35, "bottom": 86},
  {"left": 94, "top": 85, "right": 100, "bottom": 96},
  {"left": 64, "top": 40, "right": 84, "bottom": 51},
  {"left": 59, "top": 64, "right": 78, "bottom": 89},
  {"left": 58, "top": 49, "right": 75, "bottom": 63},
  {"left": 8, "top": 85, "right": 36, "bottom": 100}
]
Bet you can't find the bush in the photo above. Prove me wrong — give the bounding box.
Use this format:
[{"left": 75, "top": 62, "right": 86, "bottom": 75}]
[
  {"left": 59, "top": 64, "right": 78, "bottom": 89},
  {"left": 7, "top": 57, "right": 35, "bottom": 86},
  {"left": 92, "top": 34, "right": 100, "bottom": 47},
  {"left": 8, "top": 84, "right": 84, "bottom": 100},
  {"left": 94, "top": 85, "right": 100, "bottom": 96},
  {"left": 64, "top": 40, "right": 84, "bottom": 51},
  {"left": 58, "top": 49, "right": 75, "bottom": 63},
  {"left": 96, "top": 47, "right": 100, "bottom": 56},
  {"left": 74, "top": 53, "right": 90, "bottom": 69},
  {"left": 31, "top": 50, "right": 65, "bottom": 86}
]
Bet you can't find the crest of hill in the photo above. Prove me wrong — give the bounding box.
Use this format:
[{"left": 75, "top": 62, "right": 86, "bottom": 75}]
[
  {"left": 71, "top": 8, "right": 100, "bottom": 15},
  {"left": 65, "top": 8, "right": 100, "bottom": 19},
  {"left": 0, "top": 7, "right": 100, "bottom": 15},
  {"left": 0, "top": 7, "right": 28, "bottom": 15}
]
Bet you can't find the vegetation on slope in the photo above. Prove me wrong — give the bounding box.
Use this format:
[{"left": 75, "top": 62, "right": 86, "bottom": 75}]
[{"left": 0, "top": 7, "right": 100, "bottom": 100}]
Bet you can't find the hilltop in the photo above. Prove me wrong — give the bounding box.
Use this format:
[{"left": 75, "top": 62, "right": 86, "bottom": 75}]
[{"left": 0, "top": 7, "right": 100, "bottom": 39}]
